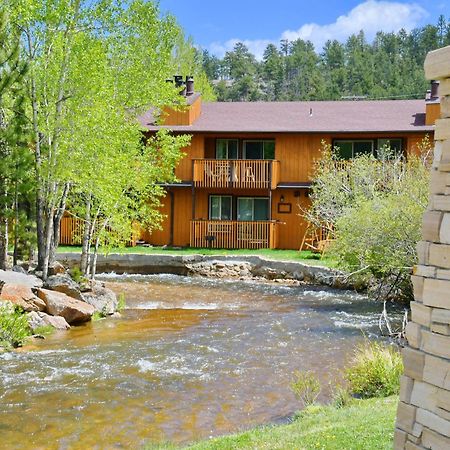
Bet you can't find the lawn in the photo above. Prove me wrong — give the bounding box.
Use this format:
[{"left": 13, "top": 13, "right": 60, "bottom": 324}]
[
  {"left": 146, "top": 396, "right": 397, "bottom": 450},
  {"left": 57, "top": 246, "right": 335, "bottom": 267}
]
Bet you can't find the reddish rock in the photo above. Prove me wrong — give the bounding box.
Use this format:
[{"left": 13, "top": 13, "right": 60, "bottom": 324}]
[
  {"left": 48, "top": 261, "right": 66, "bottom": 276},
  {"left": 36, "top": 288, "right": 95, "bottom": 324},
  {"left": 0, "top": 284, "right": 46, "bottom": 312}
]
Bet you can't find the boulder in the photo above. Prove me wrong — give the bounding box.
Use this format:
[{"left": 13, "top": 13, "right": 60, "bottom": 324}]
[
  {"left": 27, "top": 311, "right": 70, "bottom": 331},
  {"left": 0, "top": 284, "right": 46, "bottom": 312},
  {"left": 48, "top": 261, "right": 66, "bottom": 276},
  {"left": 0, "top": 269, "right": 43, "bottom": 288},
  {"left": 81, "top": 282, "right": 118, "bottom": 315},
  {"left": 43, "top": 274, "right": 83, "bottom": 300},
  {"left": 36, "top": 288, "right": 95, "bottom": 324}
]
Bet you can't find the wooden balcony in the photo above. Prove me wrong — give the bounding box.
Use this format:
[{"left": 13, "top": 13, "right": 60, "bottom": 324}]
[
  {"left": 190, "top": 220, "right": 278, "bottom": 249},
  {"left": 193, "top": 159, "right": 280, "bottom": 189}
]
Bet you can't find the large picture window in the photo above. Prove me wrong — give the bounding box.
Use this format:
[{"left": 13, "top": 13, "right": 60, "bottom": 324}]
[
  {"left": 209, "top": 196, "right": 232, "bottom": 220},
  {"left": 216, "top": 139, "right": 238, "bottom": 159},
  {"left": 237, "top": 197, "right": 269, "bottom": 221},
  {"left": 333, "top": 138, "right": 403, "bottom": 160},
  {"left": 243, "top": 140, "right": 275, "bottom": 160}
]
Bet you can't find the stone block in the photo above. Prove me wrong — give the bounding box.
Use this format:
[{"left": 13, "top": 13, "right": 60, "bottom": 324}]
[
  {"left": 422, "top": 211, "right": 443, "bottom": 242},
  {"left": 431, "top": 307, "right": 450, "bottom": 324},
  {"left": 436, "top": 268, "right": 450, "bottom": 280},
  {"left": 400, "top": 375, "right": 415, "bottom": 403},
  {"left": 422, "top": 427, "right": 450, "bottom": 450},
  {"left": 436, "top": 388, "right": 450, "bottom": 412},
  {"left": 442, "top": 95, "right": 450, "bottom": 118},
  {"left": 424, "top": 46, "right": 450, "bottom": 79},
  {"left": 411, "top": 275, "right": 424, "bottom": 302},
  {"left": 428, "top": 244, "right": 450, "bottom": 269},
  {"left": 416, "top": 241, "right": 430, "bottom": 265},
  {"left": 411, "top": 302, "right": 432, "bottom": 327},
  {"left": 435, "top": 118, "right": 450, "bottom": 141},
  {"left": 410, "top": 380, "right": 438, "bottom": 412},
  {"left": 396, "top": 401, "right": 417, "bottom": 434},
  {"left": 430, "top": 170, "right": 450, "bottom": 195},
  {"left": 431, "top": 323, "right": 450, "bottom": 335},
  {"left": 406, "top": 322, "right": 422, "bottom": 349},
  {"left": 439, "top": 78, "right": 450, "bottom": 96},
  {"left": 404, "top": 440, "right": 423, "bottom": 450},
  {"left": 414, "top": 265, "right": 436, "bottom": 278},
  {"left": 423, "top": 354, "right": 450, "bottom": 389},
  {"left": 403, "top": 347, "right": 425, "bottom": 380},
  {"left": 422, "top": 278, "right": 450, "bottom": 309},
  {"left": 393, "top": 428, "right": 407, "bottom": 449},
  {"left": 422, "top": 330, "right": 450, "bottom": 359},
  {"left": 431, "top": 195, "right": 450, "bottom": 212},
  {"left": 416, "top": 407, "right": 450, "bottom": 437},
  {"left": 440, "top": 213, "right": 450, "bottom": 244}
]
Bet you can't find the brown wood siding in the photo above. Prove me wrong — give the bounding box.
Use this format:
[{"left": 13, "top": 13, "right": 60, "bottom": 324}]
[
  {"left": 272, "top": 188, "right": 311, "bottom": 250},
  {"left": 406, "top": 133, "right": 432, "bottom": 156},
  {"left": 175, "top": 135, "right": 205, "bottom": 181},
  {"left": 162, "top": 96, "right": 202, "bottom": 126}
]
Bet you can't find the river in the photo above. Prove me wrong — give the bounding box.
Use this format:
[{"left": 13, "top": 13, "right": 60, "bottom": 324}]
[{"left": 0, "top": 274, "right": 392, "bottom": 449}]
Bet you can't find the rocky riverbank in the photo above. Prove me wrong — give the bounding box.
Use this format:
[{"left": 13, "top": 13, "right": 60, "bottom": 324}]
[
  {"left": 0, "top": 266, "right": 119, "bottom": 341},
  {"left": 57, "top": 252, "right": 360, "bottom": 290}
]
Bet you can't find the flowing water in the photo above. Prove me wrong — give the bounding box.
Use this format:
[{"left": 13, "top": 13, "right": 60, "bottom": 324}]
[{"left": 0, "top": 274, "right": 394, "bottom": 449}]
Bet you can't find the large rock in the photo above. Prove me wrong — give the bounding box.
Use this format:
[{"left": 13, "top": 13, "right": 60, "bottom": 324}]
[
  {"left": 82, "top": 282, "right": 118, "bottom": 315},
  {"left": 36, "top": 288, "right": 95, "bottom": 324},
  {"left": 0, "top": 284, "right": 46, "bottom": 312},
  {"left": 0, "top": 269, "right": 43, "bottom": 288},
  {"left": 48, "top": 261, "right": 66, "bottom": 276},
  {"left": 44, "top": 274, "right": 83, "bottom": 300},
  {"left": 27, "top": 311, "right": 70, "bottom": 331}
]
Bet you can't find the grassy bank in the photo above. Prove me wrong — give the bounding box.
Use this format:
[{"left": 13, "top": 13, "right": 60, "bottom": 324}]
[
  {"left": 179, "top": 396, "right": 397, "bottom": 450},
  {"left": 57, "top": 246, "right": 335, "bottom": 267}
]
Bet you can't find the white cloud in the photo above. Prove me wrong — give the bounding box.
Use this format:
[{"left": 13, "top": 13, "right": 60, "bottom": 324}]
[{"left": 209, "top": 1, "right": 428, "bottom": 59}]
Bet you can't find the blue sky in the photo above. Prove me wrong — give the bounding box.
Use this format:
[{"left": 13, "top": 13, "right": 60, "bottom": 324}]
[{"left": 158, "top": 0, "right": 450, "bottom": 58}]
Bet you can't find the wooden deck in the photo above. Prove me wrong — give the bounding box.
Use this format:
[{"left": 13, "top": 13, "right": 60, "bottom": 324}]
[
  {"left": 193, "top": 159, "right": 280, "bottom": 189},
  {"left": 190, "top": 220, "right": 278, "bottom": 249}
]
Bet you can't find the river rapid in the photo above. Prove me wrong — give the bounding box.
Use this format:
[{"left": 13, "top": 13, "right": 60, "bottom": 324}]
[{"left": 1, "top": 274, "right": 392, "bottom": 449}]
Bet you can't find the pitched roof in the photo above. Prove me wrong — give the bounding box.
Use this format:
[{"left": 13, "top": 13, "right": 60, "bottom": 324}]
[{"left": 139, "top": 99, "right": 433, "bottom": 134}]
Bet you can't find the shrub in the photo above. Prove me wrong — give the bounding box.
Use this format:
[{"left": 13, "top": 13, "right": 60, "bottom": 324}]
[
  {"left": 117, "top": 293, "right": 126, "bottom": 312},
  {"left": 345, "top": 340, "right": 403, "bottom": 398},
  {"left": 290, "top": 370, "right": 321, "bottom": 407},
  {"left": 0, "top": 303, "right": 31, "bottom": 349}
]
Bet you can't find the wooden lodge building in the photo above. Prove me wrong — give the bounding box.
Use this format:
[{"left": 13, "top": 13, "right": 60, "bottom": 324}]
[
  {"left": 60, "top": 78, "right": 440, "bottom": 250},
  {"left": 131, "top": 77, "right": 439, "bottom": 251}
]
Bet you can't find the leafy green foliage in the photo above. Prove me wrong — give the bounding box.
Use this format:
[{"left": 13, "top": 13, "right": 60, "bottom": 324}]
[
  {"left": 290, "top": 370, "right": 321, "bottom": 407},
  {"left": 204, "top": 18, "right": 449, "bottom": 101},
  {"left": 345, "top": 341, "right": 403, "bottom": 399},
  {"left": 116, "top": 293, "right": 126, "bottom": 312},
  {"left": 0, "top": 303, "right": 31, "bottom": 349}
]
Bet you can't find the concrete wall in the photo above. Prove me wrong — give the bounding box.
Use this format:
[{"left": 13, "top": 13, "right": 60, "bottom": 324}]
[{"left": 395, "top": 45, "right": 450, "bottom": 449}]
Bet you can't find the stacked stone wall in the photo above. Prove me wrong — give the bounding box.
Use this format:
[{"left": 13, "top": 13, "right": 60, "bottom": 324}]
[{"left": 395, "top": 45, "right": 450, "bottom": 449}]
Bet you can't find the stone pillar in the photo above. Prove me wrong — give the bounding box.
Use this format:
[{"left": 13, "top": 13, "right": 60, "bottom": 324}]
[{"left": 394, "top": 45, "right": 450, "bottom": 449}]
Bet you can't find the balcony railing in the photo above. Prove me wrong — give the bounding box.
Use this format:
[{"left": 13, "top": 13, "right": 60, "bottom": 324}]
[
  {"left": 190, "top": 220, "right": 278, "bottom": 249},
  {"left": 193, "top": 159, "right": 280, "bottom": 189}
]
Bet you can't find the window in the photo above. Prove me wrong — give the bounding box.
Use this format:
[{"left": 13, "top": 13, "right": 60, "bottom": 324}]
[
  {"left": 237, "top": 197, "right": 269, "bottom": 221},
  {"left": 243, "top": 140, "right": 275, "bottom": 160},
  {"left": 209, "top": 196, "right": 232, "bottom": 220},
  {"left": 377, "top": 138, "right": 402, "bottom": 156},
  {"left": 216, "top": 139, "right": 238, "bottom": 159},
  {"left": 334, "top": 140, "right": 373, "bottom": 159}
]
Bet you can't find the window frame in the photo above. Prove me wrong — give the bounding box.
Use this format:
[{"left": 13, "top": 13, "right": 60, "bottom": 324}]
[
  {"left": 242, "top": 140, "right": 275, "bottom": 160},
  {"left": 333, "top": 139, "right": 374, "bottom": 159},
  {"left": 215, "top": 139, "right": 239, "bottom": 159},
  {"left": 209, "top": 195, "right": 233, "bottom": 220},
  {"left": 237, "top": 196, "right": 270, "bottom": 221}
]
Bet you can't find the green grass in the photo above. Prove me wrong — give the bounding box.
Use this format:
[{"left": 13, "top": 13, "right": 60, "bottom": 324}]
[
  {"left": 181, "top": 396, "right": 397, "bottom": 450},
  {"left": 57, "top": 246, "right": 335, "bottom": 267}
]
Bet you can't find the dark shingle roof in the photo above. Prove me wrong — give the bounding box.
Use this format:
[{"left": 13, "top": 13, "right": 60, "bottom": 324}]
[{"left": 139, "top": 99, "right": 433, "bottom": 134}]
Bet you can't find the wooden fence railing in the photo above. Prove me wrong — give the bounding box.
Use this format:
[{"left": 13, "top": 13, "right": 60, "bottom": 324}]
[
  {"left": 193, "top": 159, "right": 280, "bottom": 189},
  {"left": 190, "top": 220, "right": 278, "bottom": 249}
]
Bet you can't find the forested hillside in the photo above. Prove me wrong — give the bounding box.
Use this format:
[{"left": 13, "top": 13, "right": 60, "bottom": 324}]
[{"left": 202, "top": 15, "right": 450, "bottom": 101}]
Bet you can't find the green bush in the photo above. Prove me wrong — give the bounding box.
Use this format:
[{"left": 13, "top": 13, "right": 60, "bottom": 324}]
[
  {"left": 117, "top": 293, "right": 126, "bottom": 312},
  {"left": 290, "top": 370, "right": 321, "bottom": 407},
  {"left": 345, "top": 340, "right": 403, "bottom": 399},
  {"left": 0, "top": 303, "right": 31, "bottom": 349}
]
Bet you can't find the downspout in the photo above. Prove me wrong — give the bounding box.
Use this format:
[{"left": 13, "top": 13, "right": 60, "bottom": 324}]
[{"left": 169, "top": 189, "right": 174, "bottom": 247}]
